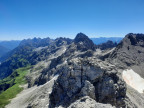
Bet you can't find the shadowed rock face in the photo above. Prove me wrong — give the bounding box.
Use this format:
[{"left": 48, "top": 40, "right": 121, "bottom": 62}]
[
  {"left": 74, "top": 33, "right": 96, "bottom": 51},
  {"left": 97, "top": 40, "right": 117, "bottom": 50},
  {"left": 126, "top": 33, "right": 144, "bottom": 46}
]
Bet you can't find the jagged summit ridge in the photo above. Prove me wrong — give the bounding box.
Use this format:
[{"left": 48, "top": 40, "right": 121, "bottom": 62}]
[
  {"left": 108, "top": 33, "right": 144, "bottom": 76},
  {"left": 74, "top": 33, "right": 91, "bottom": 43},
  {"left": 74, "top": 33, "right": 95, "bottom": 51},
  {"left": 124, "top": 33, "right": 144, "bottom": 46}
]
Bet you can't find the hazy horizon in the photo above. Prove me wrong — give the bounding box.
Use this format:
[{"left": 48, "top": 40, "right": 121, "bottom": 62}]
[{"left": 0, "top": 34, "right": 124, "bottom": 41}]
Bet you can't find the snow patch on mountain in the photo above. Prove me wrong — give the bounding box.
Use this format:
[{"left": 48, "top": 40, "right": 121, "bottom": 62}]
[{"left": 122, "top": 69, "right": 144, "bottom": 93}]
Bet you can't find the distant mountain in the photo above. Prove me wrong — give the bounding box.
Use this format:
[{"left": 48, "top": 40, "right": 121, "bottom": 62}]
[
  {"left": 0, "top": 40, "right": 21, "bottom": 50},
  {"left": 0, "top": 45, "right": 10, "bottom": 57},
  {"left": 74, "top": 33, "right": 96, "bottom": 51},
  {"left": 90, "top": 37, "right": 123, "bottom": 45},
  {"left": 97, "top": 40, "right": 117, "bottom": 50},
  {"left": 0, "top": 37, "right": 53, "bottom": 80},
  {"left": 0, "top": 40, "right": 21, "bottom": 58}
]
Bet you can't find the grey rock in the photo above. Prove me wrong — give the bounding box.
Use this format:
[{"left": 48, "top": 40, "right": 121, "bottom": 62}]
[
  {"left": 68, "top": 96, "right": 114, "bottom": 108},
  {"left": 74, "top": 33, "right": 96, "bottom": 51},
  {"left": 49, "top": 57, "right": 127, "bottom": 108},
  {"left": 79, "top": 80, "right": 96, "bottom": 100},
  {"left": 96, "top": 40, "right": 117, "bottom": 50}
]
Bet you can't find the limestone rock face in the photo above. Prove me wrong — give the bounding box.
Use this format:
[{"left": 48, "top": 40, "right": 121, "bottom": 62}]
[
  {"left": 49, "top": 57, "right": 126, "bottom": 108},
  {"left": 79, "top": 80, "right": 96, "bottom": 100},
  {"left": 68, "top": 96, "right": 114, "bottom": 108},
  {"left": 109, "top": 33, "right": 144, "bottom": 70}
]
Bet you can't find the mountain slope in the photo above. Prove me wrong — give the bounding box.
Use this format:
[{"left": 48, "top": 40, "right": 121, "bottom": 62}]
[
  {"left": 99, "top": 33, "right": 144, "bottom": 107},
  {"left": 23, "top": 33, "right": 135, "bottom": 108},
  {"left": 1, "top": 37, "right": 72, "bottom": 108},
  {"left": 109, "top": 33, "right": 144, "bottom": 77},
  {"left": 0, "top": 40, "right": 21, "bottom": 58},
  {"left": 0, "top": 37, "right": 53, "bottom": 80},
  {"left": 0, "top": 45, "right": 10, "bottom": 57},
  {"left": 0, "top": 37, "right": 72, "bottom": 95},
  {"left": 0, "top": 40, "right": 21, "bottom": 50},
  {"left": 96, "top": 40, "right": 117, "bottom": 50},
  {"left": 0, "top": 66, "right": 31, "bottom": 107},
  {"left": 1, "top": 33, "right": 144, "bottom": 108}
]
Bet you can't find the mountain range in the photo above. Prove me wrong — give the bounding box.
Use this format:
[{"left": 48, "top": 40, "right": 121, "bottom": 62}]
[
  {"left": 0, "top": 33, "right": 144, "bottom": 108},
  {"left": 0, "top": 40, "right": 21, "bottom": 58},
  {"left": 0, "top": 37, "right": 121, "bottom": 60}
]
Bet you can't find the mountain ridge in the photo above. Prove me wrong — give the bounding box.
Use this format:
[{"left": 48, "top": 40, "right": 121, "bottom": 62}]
[{"left": 0, "top": 33, "right": 144, "bottom": 108}]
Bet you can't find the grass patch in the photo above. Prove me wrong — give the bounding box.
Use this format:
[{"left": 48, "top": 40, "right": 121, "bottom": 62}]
[{"left": 0, "top": 66, "right": 31, "bottom": 108}]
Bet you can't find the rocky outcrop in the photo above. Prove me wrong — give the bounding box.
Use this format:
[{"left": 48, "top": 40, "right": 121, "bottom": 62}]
[
  {"left": 108, "top": 33, "right": 144, "bottom": 77},
  {"left": 55, "top": 37, "right": 72, "bottom": 47},
  {"left": 27, "top": 37, "right": 71, "bottom": 87},
  {"left": 101, "top": 33, "right": 144, "bottom": 108},
  {"left": 68, "top": 96, "right": 114, "bottom": 108},
  {"left": 79, "top": 81, "right": 96, "bottom": 100},
  {"left": 49, "top": 57, "right": 127, "bottom": 108}
]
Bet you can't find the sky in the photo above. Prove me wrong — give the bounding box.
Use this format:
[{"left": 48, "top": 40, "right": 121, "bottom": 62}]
[{"left": 0, "top": 0, "right": 144, "bottom": 40}]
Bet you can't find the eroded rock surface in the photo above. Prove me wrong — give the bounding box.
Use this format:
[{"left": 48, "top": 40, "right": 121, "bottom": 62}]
[
  {"left": 49, "top": 57, "right": 127, "bottom": 108},
  {"left": 68, "top": 96, "right": 114, "bottom": 108}
]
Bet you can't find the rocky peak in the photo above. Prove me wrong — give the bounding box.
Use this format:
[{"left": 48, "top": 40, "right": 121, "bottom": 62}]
[
  {"left": 97, "top": 40, "right": 117, "bottom": 50},
  {"left": 108, "top": 33, "right": 144, "bottom": 71},
  {"left": 74, "top": 33, "right": 95, "bottom": 51},
  {"left": 74, "top": 33, "right": 91, "bottom": 43},
  {"left": 19, "top": 37, "right": 53, "bottom": 48},
  {"left": 124, "top": 33, "right": 144, "bottom": 46},
  {"left": 49, "top": 57, "right": 127, "bottom": 108},
  {"left": 55, "top": 37, "right": 72, "bottom": 47}
]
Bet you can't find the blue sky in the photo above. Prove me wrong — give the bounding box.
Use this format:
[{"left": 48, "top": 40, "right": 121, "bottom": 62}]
[{"left": 0, "top": 0, "right": 144, "bottom": 40}]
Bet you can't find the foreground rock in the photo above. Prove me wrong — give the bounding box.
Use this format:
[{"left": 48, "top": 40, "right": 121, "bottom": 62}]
[
  {"left": 49, "top": 57, "right": 127, "bottom": 108},
  {"left": 68, "top": 96, "right": 114, "bottom": 108}
]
